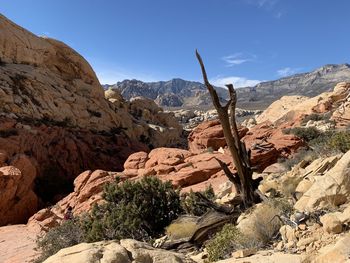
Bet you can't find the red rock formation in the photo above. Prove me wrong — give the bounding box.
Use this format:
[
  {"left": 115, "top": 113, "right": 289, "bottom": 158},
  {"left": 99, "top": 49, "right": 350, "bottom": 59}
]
[
  {"left": 0, "top": 153, "right": 38, "bottom": 225},
  {"left": 188, "top": 119, "right": 248, "bottom": 153},
  {"left": 0, "top": 117, "right": 147, "bottom": 209},
  {"left": 28, "top": 169, "right": 127, "bottom": 231},
  {"left": 187, "top": 119, "right": 304, "bottom": 170}
]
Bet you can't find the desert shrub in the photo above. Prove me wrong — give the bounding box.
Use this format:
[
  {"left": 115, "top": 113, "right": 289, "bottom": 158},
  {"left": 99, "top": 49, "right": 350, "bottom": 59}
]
[
  {"left": 267, "top": 197, "right": 294, "bottom": 217},
  {"left": 279, "top": 147, "right": 318, "bottom": 170},
  {"left": 181, "top": 185, "right": 215, "bottom": 216},
  {"left": 35, "top": 219, "right": 84, "bottom": 262},
  {"left": 245, "top": 202, "right": 283, "bottom": 246},
  {"left": 166, "top": 216, "right": 198, "bottom": 240},
  {"left": 206, "top": 224, "right": 253, "bottom": 262},
  {"left": 82, "top": 176, "right": 182, "bottom": 242},
  {"left": 206, "top": 199, "right": 290, "bottom": 262},
  {"left": 287, "top": 127, "right": 321, "bottom": 142},
  {"left": 280, "top": 176, "right": 303, "bottom": 198},
  {"left": 326, "top": 131, "right": 350, "bottom": 153},
  {"left": 301, "top": 113, "right": 331, "bottom": 124}
]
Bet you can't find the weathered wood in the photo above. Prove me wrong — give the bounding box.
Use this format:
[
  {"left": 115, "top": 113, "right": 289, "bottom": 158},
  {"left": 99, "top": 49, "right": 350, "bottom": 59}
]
[{"left": 196, "top": 50, "right": 263, "bottom": 208}]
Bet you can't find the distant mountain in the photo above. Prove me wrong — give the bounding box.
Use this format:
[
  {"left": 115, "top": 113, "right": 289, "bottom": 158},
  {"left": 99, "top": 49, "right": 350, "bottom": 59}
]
[
  {"left": 104, "top": 78, "right": 228, "bottom": 108},
  {"left": 236, "top": 64, "right": 350, "bottom": 109},
  {"left": 104, "top": 64, "right": 350, "bottom": 109}
]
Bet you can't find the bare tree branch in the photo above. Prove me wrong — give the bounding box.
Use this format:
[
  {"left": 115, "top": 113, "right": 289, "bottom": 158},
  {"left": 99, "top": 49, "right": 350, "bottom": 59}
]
[{"left": 196, "top": 50, "right": 264, "bottom": 208}]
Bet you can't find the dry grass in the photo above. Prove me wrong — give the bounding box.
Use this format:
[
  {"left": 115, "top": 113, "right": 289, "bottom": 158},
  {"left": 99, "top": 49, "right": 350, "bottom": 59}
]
[
  {"left": 244, "top": 202, "right": 283, "bottom": 245},
  {"left": 166, "top": 216, "right": 198, "bottom": 240},
  {"left": 280, "top": 176, "right": 303, "bottom": 198}
]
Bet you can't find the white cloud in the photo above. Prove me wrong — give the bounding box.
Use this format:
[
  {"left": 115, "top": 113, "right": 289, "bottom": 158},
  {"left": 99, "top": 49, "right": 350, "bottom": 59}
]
[
  {"left": 277, "top": 67, "right": 301, "bottom": 77},
  {"left": 275, "top": 11, "right": 283, "bottom": 18},
  {"left": 222, "top": 53, "right": 256, "bottom": 67},
  {"left": 257, "top": 0, "right": 279, "bottom": 8},
  {"left": 211, "top": 76, "right": 262, "bottom": 88}
]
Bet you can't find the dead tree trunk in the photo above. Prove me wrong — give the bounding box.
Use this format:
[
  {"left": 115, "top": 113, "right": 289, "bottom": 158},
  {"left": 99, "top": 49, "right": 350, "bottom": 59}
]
[{"left": 196, "top": 50, "right": 262, "bottom": 208}]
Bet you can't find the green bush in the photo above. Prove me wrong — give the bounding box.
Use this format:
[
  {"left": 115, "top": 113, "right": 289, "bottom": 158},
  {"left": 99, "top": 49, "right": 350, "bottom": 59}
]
[
  {"left": 309, "top": 130, "right": 350, "bottom": 155},
  {"left": 35, "top": 219, "right": 84, "bottom": 262},
  {"left": 301, "top": 113, "right": 331, "bottom": 124},
  {"left": 287, "top": 127, "right": 321, "bottom": 142},
  {"left": 181, "top": 185, "right": 215, "bottom": 216},
  {"left": 82, "top": 176, "right": 182, "bottom": 242},
  {"left": 206, "top": 224, "right": 246, "bottom": 262},
  {"left": 326, "top": 131, "right": 350, "bottom": 153}
]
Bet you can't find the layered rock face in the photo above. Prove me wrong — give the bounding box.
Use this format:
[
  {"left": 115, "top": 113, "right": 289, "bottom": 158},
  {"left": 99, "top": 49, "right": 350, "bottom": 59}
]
[
  {"left": 0, "top": 14, "right": 117, "bottom": 131},
  {"left": 256, "top": 82, "right": 350, "bottom": 127},
  {"left": 105, "top": 90, "right": 184, "bottom": 148},
  {"left": 0, "top": 14, "right": 182, "bottom": 223}
]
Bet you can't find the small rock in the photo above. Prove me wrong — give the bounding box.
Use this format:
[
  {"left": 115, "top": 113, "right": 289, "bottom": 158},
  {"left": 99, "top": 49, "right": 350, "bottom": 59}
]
[
  {"left": 298, "top": 224, "right": 307, "bottom": 230},
  {"left": 320, "top": 214, "right": 343, "bottom": 234},
  {"left": 232, "top": 248, "right": 256, "bottom": 258}
]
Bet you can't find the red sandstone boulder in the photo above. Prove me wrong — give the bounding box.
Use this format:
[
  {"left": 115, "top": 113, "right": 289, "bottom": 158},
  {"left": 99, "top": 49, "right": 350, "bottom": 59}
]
[
  {"left": 187, "top": 120, "right": 304, "bottom": 172},
  {"left": 188, "top": 119, "right": 248, "bottom": 153},
  {"left": 28, "top": 169, "right": 125, "bottom": 231},
  {"left": 0, "top": 154, "right": 38, "bottom": 226},
  {"left": 123, "top": 151, "right": 149, "bottom": 170}
]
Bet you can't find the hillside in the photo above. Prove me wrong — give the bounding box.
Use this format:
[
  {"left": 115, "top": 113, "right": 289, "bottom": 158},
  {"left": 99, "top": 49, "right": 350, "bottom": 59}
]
[
  {"left": 105, "top": 64, "right": 350, "bottom": 109},
  {"left": 104, "top": 78, "right": 228, "bottom": 108},
  {"left": 237, "top": 63, "right": 350, "bottom": 109}
]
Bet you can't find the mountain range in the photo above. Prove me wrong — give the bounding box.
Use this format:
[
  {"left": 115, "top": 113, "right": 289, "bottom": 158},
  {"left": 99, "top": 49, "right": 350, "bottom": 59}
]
[{"left": 104, "top": 64, "right": 350, "bottom": 109}]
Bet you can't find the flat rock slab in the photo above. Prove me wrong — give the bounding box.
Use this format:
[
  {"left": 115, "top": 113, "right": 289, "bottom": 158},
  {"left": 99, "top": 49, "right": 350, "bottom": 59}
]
[{"left": 0, "top": 224, "right": 39, "bottom": 263}]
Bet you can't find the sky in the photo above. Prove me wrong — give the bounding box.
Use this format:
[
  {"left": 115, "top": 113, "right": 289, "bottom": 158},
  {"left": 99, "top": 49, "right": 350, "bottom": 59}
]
[{"left": 1, "top": 0, "right": 350, "bottom": 87}]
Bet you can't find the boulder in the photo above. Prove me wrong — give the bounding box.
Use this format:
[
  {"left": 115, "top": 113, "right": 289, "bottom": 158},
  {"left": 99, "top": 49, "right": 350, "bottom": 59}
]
[
  {"left": 123, "top": 151, "right": 149, "bottom": 170},
  {"left": 320, "top": 214, "right": 343, "bottom": 234},
  {"left": 43, "top": 239, "right": 194, "bottom": 263},
  {"left": 188, "top": 120, "right": 248, "bottom": 154},
  {"left": 294, "top": 150, "right": 350, "bottom": 212},
  {"left": 0, "top": 154, "right": 38, "bottom": 225},
  {"left": 314, "top": 234, "right": 350, "bottom": 263}
]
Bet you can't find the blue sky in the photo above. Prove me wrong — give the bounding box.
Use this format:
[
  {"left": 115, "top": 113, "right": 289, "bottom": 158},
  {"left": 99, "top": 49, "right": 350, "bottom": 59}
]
[{"left": 1, "top": 0, "right": 349, "bottom": 87}]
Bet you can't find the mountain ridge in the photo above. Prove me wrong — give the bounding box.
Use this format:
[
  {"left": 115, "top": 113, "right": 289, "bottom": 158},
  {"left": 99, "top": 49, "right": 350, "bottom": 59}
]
[{"left": 104, "top": 63, "right": 350, "bottom": 109}]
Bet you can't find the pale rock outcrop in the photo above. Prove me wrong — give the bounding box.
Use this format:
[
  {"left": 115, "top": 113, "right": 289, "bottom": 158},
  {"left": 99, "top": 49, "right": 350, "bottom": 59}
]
[
  {"left": 0, "top": 224, "right": 40, "bottom": 263},
  {"left": 0, "top": 14, "right": 183, "bottom": 145},
  {"left": 105, "top": 92, "right": 183, "bottom": 148},
  {"left": 43, "top": 239, "right": 194, "bottom": 263},
  {"left": 256, "top": 96, "right": 309, "bottom": 124},
  {"left": 319, "top": 205, "right": 350, "bottom": 234},
  {"left": 294, "top": 150, "right": 350, "bottom": 212},
  {"left": 256, "top": 82, "right": 350, "bottom": 128},
  {"left": 314, "top": 233, "right": 350, "bottom": 263},
  {"left": 320, "top": 214, "right": 343, "bottom": 234},
  {"left": 0, "top": 14, "right": 119, "bottom": 131}
]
